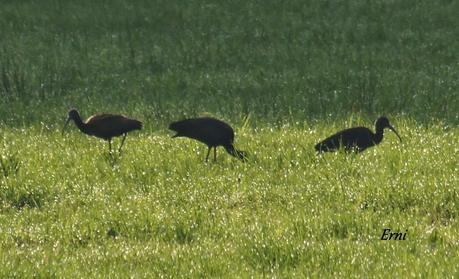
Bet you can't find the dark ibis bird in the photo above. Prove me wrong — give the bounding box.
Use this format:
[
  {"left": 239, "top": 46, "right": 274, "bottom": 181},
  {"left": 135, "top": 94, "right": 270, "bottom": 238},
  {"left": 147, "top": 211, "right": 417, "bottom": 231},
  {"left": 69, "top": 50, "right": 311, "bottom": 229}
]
[
  {"left": 315, "top": 116, "right": 402, "bottom": 153},
  {"left": 62, "top": 109, "right": 142, "bottom": 154},
  {"left": 169, "top": 117, "right": 247, "bottom": 162}
]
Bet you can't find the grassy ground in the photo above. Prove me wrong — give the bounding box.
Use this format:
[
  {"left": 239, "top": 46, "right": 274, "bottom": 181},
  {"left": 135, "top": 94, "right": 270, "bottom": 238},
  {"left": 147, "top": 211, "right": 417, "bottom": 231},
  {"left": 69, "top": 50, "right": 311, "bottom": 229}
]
[
  {"left": 0, "top": 0, "right": 458, "bottom": 277},
  {"left": 1, "top": 120, "right": 458, "bottom": 277}
]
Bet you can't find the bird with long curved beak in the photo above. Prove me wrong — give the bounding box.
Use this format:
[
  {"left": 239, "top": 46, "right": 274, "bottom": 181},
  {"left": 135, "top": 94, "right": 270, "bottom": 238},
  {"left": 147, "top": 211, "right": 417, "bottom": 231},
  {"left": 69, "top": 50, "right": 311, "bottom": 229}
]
[
  {"left": 169, "top": 117, "right": 247, "bottom": 162},
  {"left": 62, "top": 109, "right": 142, "bottom": 154},
  {"left": 315, "top": 116, "right": 402, "bottom": 153}
]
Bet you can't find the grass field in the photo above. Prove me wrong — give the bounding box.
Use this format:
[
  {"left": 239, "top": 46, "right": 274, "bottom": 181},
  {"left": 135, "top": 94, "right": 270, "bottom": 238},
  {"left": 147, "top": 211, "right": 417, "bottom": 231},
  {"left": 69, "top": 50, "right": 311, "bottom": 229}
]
[{"left": 0, "top": 0, "right": 458, "bottom": 277}]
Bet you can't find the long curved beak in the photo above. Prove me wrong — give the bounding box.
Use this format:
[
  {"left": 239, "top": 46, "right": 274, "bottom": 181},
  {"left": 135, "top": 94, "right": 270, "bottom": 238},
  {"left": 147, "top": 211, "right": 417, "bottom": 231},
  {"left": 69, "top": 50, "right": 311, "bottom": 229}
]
[
  {"left": 62, "top": 117, "right": 71, "bottom": 136},
  {"left": 388, "top": 125, "right": 402, "bottom": 142}
]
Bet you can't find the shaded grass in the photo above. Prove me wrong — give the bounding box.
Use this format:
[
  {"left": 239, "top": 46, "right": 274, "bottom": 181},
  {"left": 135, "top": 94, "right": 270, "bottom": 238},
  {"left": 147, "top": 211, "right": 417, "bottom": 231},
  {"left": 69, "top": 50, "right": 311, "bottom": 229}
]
[{"left": 0, "top": 0, "right": 457, "bottom": 126}]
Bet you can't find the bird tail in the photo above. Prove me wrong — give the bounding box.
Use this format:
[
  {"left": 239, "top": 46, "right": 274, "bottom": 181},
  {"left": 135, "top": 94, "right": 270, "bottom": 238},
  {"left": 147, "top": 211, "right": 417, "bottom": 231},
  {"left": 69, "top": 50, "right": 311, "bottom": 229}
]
[
  {"left": 224, "top": 144, "right": 248, "bottom": 161},
  {"left": 134, "top": 120, "right": 143, "bottom": 130}
]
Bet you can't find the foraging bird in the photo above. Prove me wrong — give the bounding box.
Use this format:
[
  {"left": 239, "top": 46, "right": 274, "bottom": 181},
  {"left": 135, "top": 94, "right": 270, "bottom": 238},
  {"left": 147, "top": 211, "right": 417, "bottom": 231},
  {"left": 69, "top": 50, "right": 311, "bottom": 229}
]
[
  {"left": 315, "top": 116, "right": 402, "bottom": 153},
  {"left": 62, "top": 109, "right": 142, "bottom": 154},
  {"left": 169, "top": 117, "right": 247, "bottom": 162}
]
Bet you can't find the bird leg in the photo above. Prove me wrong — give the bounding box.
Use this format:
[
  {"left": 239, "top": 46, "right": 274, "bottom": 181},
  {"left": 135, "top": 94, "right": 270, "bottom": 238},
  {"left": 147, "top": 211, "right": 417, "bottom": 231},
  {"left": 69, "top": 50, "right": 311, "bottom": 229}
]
[
  {"left": 108, "top": 139, "right": 112, "bottom": 153},
  {"left": 205, "top": 147, "right": 211, "bottom": 162},
  {"left": 118, "top": 133, "right": 127, "bottom": 154},
  {"left": 108, "top": 139, "right": 114, "bottom": 159},
  {"left": 213, "top": 147, "right": 217, "bottom": 162}
]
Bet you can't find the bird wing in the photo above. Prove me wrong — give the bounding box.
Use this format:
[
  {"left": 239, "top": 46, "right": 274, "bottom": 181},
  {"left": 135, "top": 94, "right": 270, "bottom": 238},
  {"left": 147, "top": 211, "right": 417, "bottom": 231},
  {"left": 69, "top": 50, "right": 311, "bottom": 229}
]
[
  {"left": 193, "top": 118, "right": 234, "bottom": 144},
  {"left": 85, "top": 114, "right": 142, "bottom": 138},
  {"left": 316, "top": 127, "right": 373, "bottom": 151},
  {"left": 169, "top": 117, "right": 234, "bottom": 145},
  {"left": 339, "top": 127, "right": 374, "bottom": 150}
]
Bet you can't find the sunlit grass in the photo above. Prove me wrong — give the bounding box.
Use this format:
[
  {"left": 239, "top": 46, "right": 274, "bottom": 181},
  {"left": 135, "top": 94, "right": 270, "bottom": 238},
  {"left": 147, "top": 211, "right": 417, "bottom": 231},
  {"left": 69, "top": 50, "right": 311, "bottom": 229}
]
[{"left": 0, "top": 120, "right": 457, "bottom": 277}]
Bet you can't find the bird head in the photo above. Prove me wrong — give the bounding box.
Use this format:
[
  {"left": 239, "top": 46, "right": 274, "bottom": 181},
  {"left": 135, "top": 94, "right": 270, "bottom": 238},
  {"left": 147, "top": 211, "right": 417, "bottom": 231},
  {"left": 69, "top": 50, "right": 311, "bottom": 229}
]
[
  {"left": 376, "top": 116, "right": 402, "bottom": 142},
  {"left": 237, "top": 150, "right": 248, "bottom": 162},
  {"left": 68, "top": 109, "right": 79, "bottom": 119},
  {"left": 62, "top": 109, "right": 80, "bottom": 135},
  {"left": 168, "top": 120, "right": 187, "bottom": 137}
]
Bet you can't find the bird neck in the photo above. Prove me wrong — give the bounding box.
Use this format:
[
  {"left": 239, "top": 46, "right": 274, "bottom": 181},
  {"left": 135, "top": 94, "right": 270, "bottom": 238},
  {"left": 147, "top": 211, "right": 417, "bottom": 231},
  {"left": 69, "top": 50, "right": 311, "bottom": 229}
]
[
  {"left": 72, "top": 115, "right": 87, "bottom": 133},
  {"left": 224, "top": 144, "right": 246, "bottom": 161},
  {"left": 224, "top": 144, "right": 237, "bottom": 156},
  {"left": 373, "top": 127, "right": 384, "bottom": 144}
]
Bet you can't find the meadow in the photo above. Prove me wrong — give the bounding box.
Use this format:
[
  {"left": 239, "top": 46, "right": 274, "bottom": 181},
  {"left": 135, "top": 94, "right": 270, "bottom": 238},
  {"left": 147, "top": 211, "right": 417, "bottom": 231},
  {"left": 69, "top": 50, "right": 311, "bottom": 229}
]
[{"left": 0, "top": 0, "right": 458, "bottom": 277}]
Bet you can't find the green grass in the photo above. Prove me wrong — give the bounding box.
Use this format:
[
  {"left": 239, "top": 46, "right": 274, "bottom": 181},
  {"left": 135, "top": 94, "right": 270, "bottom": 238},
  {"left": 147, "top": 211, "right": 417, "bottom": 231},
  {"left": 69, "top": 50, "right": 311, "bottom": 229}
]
[
  {"left": 0, "top": 120, "right": 458, "bottom": 277},
  {"left": 1, "top": 0, "right": 457, "bottom": 125},
  {"left": 0, "top": 0, "right": 458, "bottom": 277}
]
